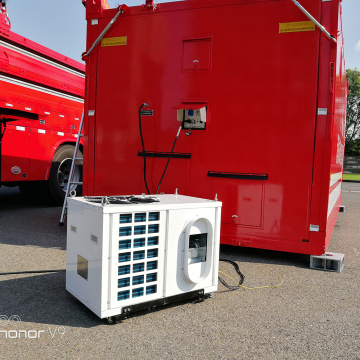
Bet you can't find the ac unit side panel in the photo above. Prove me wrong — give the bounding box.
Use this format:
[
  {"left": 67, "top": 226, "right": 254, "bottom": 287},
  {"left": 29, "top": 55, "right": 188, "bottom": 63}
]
[
  {"left": 66, "top": 284, "right": 104, "bottom": 318},
  {"left": 66, "top": 203, "right": 109, "bottom": 314}
]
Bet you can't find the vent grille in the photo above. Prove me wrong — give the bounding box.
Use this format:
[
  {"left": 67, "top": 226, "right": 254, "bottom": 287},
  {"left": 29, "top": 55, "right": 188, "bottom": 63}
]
[
  {"left": 118, "top": 290, "right": 130, "bottom": 301},
  {"left": 119, "top": 240, "right": 131, "bottom": 250},
  {"left": 135, "top": 213, "right": 146, "bottom": 222},
  {"left": 146, "top": 285, "right": 157, "bottom": 295},
  {"left": 118, "top": 265, "right": 130, "bottom": 275},
  {"left": 117, "top": 211, "right": 160, "bottom": 302}
]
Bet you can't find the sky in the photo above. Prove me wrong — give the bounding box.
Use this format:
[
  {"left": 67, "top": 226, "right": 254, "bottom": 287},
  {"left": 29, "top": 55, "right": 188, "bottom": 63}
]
[{"left": 5, "top": 0, "right": 360, "bottom": 69}]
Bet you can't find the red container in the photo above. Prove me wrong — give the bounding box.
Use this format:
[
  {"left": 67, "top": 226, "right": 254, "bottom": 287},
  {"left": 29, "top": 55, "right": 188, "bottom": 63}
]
[{"left": 82, "top": 0, "right": 347, "bottom": 255}]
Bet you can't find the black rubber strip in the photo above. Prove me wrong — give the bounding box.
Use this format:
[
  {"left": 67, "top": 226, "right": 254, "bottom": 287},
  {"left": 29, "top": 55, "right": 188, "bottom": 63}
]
[
  {"left": 0, "top": 108, "right": 39, "bottom": 120},
  {"left": 207, "top": 171, "right": 268, "bottom": 180},
  {"left": 138, "top": 151, "right": 191, "bottom": 159}
]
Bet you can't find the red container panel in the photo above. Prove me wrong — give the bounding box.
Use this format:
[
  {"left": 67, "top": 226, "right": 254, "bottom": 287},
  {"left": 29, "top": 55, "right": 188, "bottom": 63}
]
[{"left": 82, "top": 0, "right": 347, "bottom": 255}]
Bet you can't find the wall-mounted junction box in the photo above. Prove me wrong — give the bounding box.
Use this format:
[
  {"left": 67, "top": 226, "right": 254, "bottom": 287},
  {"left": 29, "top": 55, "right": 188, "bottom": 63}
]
[
  {"left": 176, "top": 104, "right": 207, "bottom": 130},
  {"left": 66, "top": 194, "right": 221, "bottom": 319}
]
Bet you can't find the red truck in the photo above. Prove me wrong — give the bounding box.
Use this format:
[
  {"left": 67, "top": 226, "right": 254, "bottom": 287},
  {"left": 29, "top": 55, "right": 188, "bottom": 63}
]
[
  {"left": 0, "top": 2, "right": 85, "bottom": 204},
  {"left": 81, "top": 0, "right": 347, "bottom": 255}
]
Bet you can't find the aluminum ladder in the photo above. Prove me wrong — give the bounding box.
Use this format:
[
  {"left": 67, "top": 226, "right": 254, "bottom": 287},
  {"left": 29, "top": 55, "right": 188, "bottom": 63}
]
[
  {"left": 59, "top": 111, "right": 84, "bottom": 226},
  {"left": 59, "top": 5, "right": 128, "bottom": 225}
]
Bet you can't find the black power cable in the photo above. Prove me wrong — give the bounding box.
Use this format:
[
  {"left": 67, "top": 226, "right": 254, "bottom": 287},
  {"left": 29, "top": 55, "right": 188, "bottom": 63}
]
[
  {"left": 0, "top": 270, "right": 65, "bottom": 276},
  {"left": 139, "top": 103, "right": 150, "bottom": 195},
  {"left": 1, "top": 260, "right": 244, "bottom": 291},
  {"left": 155, "top": 126, "right": 182, "bottom": 194},
  {"left": 218, "top": 259, "right": 245, "bottom": 290}
]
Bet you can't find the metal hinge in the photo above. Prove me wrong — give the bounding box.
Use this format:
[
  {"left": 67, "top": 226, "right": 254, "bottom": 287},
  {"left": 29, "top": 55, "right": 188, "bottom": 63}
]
[{"left": 143, "top": 0, "right": 158, "bottom": 10}]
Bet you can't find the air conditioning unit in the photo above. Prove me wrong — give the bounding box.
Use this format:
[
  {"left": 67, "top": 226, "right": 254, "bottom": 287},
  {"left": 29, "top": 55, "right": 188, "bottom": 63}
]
[{"left": 66, "top": 194, "right": 222, "bottom": 320}]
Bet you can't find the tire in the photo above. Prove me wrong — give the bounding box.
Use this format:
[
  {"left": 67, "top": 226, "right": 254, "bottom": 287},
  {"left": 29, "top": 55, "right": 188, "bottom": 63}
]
[{"left": 45, "top": 145, "right": 83, "bottom": 205}]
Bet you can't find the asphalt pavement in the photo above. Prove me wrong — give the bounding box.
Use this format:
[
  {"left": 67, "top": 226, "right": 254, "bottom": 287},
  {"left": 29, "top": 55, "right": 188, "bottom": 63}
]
[{"left": 0, "top": 183, "right": 359, "bottom": 360}]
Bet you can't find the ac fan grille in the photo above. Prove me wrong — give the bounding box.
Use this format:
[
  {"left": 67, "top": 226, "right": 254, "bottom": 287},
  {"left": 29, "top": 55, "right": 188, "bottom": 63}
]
[{"left": 117, "top": 212, "right": 160, "bottom": 301}]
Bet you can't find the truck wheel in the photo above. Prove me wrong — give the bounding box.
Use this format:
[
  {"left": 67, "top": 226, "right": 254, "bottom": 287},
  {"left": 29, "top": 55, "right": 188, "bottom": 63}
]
[{"left": 47, "top": 145, "right": 83, "bottom": 205}]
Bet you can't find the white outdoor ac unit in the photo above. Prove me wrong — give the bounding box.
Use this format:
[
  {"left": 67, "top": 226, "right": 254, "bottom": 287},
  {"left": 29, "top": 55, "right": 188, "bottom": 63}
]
[{"left": 66, "top": 194, "right": 222, "bottom": 320}]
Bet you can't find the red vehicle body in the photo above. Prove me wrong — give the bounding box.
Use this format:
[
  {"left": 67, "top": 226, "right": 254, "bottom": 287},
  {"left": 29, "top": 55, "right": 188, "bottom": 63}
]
[
  {"left": 0, "top": 4, "right": 85, "bottom": 204},
  {"left": 82, "top": 0, "right": 347, "bottom": 255}
]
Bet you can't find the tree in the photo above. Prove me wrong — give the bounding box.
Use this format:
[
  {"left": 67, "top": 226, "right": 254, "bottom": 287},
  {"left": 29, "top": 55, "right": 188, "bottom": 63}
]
[{"left": 345, "top": 68, "right": 360, "bottom": 155}]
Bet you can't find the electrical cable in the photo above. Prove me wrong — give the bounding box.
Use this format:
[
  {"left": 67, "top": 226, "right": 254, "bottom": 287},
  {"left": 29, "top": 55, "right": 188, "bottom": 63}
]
[
  {"left": 1, "top": 264, "right": 282, "bottom": 290},
  {"left": 218, "top": 259, "right": 245, "bottom": 290},
  {"left": 139, "top": 103, "right": 150, "bottom": 195},
  {"left": 0, "top": 270, "right": 65, "bottom": 276},
  {"left": 219, "top": 271, "right": 283, "bottom": 290},
  {"left": 155, "top": 126, "right": 182, "bottom": 194},
  {"left": 218, "top": 259, "right": 283, "bottom": 290},
  {"left": 84, "top": 195, "right": 160, "bottom": 205}
]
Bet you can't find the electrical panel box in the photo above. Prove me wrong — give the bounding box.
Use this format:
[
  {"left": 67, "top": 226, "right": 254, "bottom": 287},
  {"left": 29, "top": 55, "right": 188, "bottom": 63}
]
[
  {"left": 177, "top": 106, "right": 206, "bottom": 130},
  {"left": 66, "top": 194, "right": 222, "bottom": 319}
]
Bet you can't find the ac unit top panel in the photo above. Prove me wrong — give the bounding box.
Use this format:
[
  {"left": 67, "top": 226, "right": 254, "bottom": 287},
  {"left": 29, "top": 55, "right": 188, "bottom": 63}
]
[{"left": 68, "top": 194, "right": 222, "bottom": 213}]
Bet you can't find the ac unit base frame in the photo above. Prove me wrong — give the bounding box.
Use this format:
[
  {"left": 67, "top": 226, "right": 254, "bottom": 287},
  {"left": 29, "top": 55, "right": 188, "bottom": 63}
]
[{"left": 107, "top": 289, "right": 209, "bottom": 323}]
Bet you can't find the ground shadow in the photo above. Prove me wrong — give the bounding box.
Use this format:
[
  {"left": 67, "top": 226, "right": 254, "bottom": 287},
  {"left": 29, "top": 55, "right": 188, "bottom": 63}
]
[
  {"left": 0, "top": 186, "right": 66, "bottom": 249},
  {"left": 220, "top": 244, "right": 310, "bottom": 268},
  {"left": 0, "top": 272, "right": 102, "bottom": 328},
  {"left": 0, "top": 186, "right": 57, "bottom": 210},
  {"left": 0, "top": 272, "right": 207, "bottom": 328}
]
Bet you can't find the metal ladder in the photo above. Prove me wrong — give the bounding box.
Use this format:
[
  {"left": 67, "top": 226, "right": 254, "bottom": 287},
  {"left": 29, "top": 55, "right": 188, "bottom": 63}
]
[
  {"left": 59, "top": 5, "right": 128, "bottom": 226},
  {"left": 59, "top": 111, "right": 84, "bottom": 226}
]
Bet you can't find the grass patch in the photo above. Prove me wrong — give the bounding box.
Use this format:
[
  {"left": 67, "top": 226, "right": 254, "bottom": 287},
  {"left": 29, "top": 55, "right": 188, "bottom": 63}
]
[{"left": 343, "top": 173, "right": 360, "bottom": 181}]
